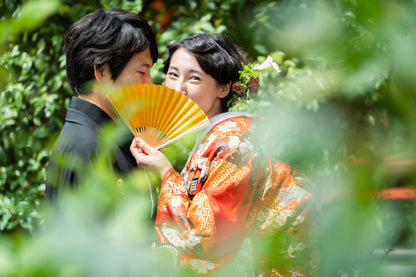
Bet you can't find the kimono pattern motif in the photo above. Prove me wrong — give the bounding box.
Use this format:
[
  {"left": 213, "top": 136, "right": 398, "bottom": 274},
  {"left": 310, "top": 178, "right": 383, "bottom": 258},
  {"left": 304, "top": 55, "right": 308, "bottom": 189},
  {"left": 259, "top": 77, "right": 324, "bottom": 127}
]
[{"left": 154, "top": 113, "right": 318, "bottom": 276}]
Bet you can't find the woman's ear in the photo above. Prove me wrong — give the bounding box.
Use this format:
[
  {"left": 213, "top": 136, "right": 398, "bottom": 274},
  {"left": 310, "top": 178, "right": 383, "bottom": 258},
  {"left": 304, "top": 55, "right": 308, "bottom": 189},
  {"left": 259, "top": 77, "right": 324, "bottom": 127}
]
[
  {"left": 218, "top": 81, "right": 231, "bottom": 98},
  {"left": 94, "top": 63, "right": 111, "bottom": 83}
]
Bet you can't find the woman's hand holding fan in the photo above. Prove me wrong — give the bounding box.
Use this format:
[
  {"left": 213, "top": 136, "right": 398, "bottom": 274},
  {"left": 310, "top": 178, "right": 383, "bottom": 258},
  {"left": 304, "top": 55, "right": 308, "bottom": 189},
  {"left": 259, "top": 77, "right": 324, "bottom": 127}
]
[{"left": 129, "top": 137, "right": 172, "bottom": 177}]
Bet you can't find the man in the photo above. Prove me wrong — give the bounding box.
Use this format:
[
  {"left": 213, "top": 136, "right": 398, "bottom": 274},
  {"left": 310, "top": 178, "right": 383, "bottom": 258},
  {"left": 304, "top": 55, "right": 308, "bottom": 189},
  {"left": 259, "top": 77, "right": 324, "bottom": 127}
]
[{"left": 46, "top": 9, "right": 158, "bottom": 201}]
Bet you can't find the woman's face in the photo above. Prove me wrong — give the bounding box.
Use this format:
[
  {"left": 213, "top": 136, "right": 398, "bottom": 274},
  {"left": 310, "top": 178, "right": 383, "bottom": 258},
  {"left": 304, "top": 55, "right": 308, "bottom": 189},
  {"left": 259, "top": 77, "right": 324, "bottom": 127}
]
[{"left": 164, "top": 48, "right": 229, "bottom": 119}]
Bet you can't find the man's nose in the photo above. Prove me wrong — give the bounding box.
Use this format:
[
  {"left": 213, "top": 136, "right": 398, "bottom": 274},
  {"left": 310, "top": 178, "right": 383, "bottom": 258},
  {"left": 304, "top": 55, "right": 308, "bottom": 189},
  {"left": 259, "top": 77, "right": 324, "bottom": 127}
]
[{"left": 144, "top": 73, "right": 152, "bottom": 84}]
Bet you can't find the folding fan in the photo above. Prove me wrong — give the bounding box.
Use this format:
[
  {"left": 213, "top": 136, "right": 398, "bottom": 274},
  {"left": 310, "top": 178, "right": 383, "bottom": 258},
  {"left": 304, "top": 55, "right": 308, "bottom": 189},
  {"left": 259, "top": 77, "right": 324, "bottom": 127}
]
[{"left": 107, "top": 84, "right": 209, "bottom": 149}]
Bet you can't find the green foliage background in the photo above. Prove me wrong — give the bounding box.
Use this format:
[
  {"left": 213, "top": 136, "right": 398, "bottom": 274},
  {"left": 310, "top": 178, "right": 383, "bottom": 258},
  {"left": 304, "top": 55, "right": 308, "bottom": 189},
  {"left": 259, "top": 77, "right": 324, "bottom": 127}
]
[{"left": 1, "top": 0, "right": 416, "bottom": 276}]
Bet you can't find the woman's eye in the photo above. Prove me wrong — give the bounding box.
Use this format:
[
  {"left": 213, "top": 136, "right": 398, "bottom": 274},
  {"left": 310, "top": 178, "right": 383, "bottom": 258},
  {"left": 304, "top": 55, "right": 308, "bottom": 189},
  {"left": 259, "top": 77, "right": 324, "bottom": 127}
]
[
  {"left": 168, "top": 72, "right": 178, "bottom": 78},
  {"left": 137, "top": 71, "right": 145, "bottom": 75},
  {"left": 190, "top": 76, "right": 201, "bottom": 81}
]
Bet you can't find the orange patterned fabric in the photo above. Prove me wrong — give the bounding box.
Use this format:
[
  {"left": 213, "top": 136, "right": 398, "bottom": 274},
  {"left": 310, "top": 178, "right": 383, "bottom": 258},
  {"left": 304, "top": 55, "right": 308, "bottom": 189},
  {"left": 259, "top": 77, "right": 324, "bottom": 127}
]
[{"left": 154, "top": 114, "right": 318, "bottom": 276}]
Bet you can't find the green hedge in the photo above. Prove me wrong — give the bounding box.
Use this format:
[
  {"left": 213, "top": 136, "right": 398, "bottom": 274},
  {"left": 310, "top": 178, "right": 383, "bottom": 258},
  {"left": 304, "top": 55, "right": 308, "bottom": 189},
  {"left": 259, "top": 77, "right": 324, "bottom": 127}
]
[{"left": 0, "top": 0, "right": 281, "bottom": 235}]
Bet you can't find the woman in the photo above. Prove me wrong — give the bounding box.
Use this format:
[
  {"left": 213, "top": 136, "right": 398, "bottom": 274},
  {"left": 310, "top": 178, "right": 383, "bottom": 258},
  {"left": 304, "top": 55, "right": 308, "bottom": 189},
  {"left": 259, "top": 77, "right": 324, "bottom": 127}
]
[{"left": 130, "top": 33, "right": 317, "bottom": 276}]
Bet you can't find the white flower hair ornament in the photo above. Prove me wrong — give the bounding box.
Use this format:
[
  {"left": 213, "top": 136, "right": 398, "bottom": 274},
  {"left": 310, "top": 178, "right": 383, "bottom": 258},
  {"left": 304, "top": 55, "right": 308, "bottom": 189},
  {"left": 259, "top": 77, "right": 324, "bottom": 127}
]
[
  {"left": 253, "top": 55, "right": 281, "bottom": 72},
  {"left": 232, "top": 55, "right": 280, "bottom": 97}
]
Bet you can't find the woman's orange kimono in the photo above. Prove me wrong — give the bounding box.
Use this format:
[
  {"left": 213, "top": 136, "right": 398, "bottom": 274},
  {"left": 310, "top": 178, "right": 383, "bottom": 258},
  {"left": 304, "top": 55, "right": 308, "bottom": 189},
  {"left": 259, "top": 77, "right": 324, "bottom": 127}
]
[{"left": 154, "top": 112, "right": 319, "bottom": 276}]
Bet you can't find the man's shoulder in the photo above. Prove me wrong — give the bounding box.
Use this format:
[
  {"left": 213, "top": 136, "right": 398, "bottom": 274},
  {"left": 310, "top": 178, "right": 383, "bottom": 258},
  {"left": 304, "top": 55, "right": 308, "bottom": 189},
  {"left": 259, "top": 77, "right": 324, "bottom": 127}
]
[{"left": 52, "top": 121, "right": 98, "bottom": 158}]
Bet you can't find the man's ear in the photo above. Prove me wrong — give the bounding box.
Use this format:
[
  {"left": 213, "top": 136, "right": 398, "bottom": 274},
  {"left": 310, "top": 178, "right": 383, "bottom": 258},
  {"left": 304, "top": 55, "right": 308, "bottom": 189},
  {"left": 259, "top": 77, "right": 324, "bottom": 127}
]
[
  {"left": 218, "top": 81, "right": 231, "bottom": 98},
  {"left": 94, "top": 63, "right": 111, "bottom": 82}
]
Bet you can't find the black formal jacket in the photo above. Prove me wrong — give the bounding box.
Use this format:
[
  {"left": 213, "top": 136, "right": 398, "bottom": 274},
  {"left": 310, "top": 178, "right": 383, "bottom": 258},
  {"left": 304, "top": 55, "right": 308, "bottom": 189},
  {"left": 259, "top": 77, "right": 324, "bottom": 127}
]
[{"left": 45, "top": 96, "right": 137, "bottom": 201}]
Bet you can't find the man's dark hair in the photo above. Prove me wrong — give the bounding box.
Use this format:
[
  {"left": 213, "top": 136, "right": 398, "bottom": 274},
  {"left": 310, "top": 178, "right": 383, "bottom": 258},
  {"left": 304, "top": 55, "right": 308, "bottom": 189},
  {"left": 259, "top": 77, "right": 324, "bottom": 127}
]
[
  {"left": 163, "top": 33, "right": 248, "bottom": 112},
  {"left": 64, "top": 9, "right": 158, "bottom": 95}
]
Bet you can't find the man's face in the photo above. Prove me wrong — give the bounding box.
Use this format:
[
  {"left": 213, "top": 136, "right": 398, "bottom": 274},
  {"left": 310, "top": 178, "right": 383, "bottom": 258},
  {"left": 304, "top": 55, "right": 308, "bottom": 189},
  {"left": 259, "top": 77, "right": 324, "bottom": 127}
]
[{"left": 114, "top": 48, "right": 153, "bottom": 86}]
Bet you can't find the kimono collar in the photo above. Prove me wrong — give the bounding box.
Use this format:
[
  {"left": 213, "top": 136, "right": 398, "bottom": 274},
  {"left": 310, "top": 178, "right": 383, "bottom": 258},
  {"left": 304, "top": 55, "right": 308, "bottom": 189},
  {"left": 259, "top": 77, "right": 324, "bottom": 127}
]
[
  {"left": 208, "top": 111, "right": 257, "bottom": 129},
  {"left": 187, "top": 111, "right": 258, "bottom": 162}
]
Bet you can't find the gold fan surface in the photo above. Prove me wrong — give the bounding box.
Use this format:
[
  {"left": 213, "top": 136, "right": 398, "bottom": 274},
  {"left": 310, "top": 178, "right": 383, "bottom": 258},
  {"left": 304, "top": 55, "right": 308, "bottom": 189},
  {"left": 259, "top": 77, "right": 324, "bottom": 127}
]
[{"left": 107, "top": 84, "right": 209, "bottom": 148}]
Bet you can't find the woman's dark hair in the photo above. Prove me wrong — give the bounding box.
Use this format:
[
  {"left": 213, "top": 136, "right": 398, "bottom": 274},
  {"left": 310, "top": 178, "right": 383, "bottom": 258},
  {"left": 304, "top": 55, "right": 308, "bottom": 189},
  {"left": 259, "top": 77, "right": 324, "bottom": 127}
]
[
  {"left": 163, "top": 33, "right": 248, "bottom": 112},
  {"left": 64, "top": 9, "right": 158, "bottom": 95}
]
